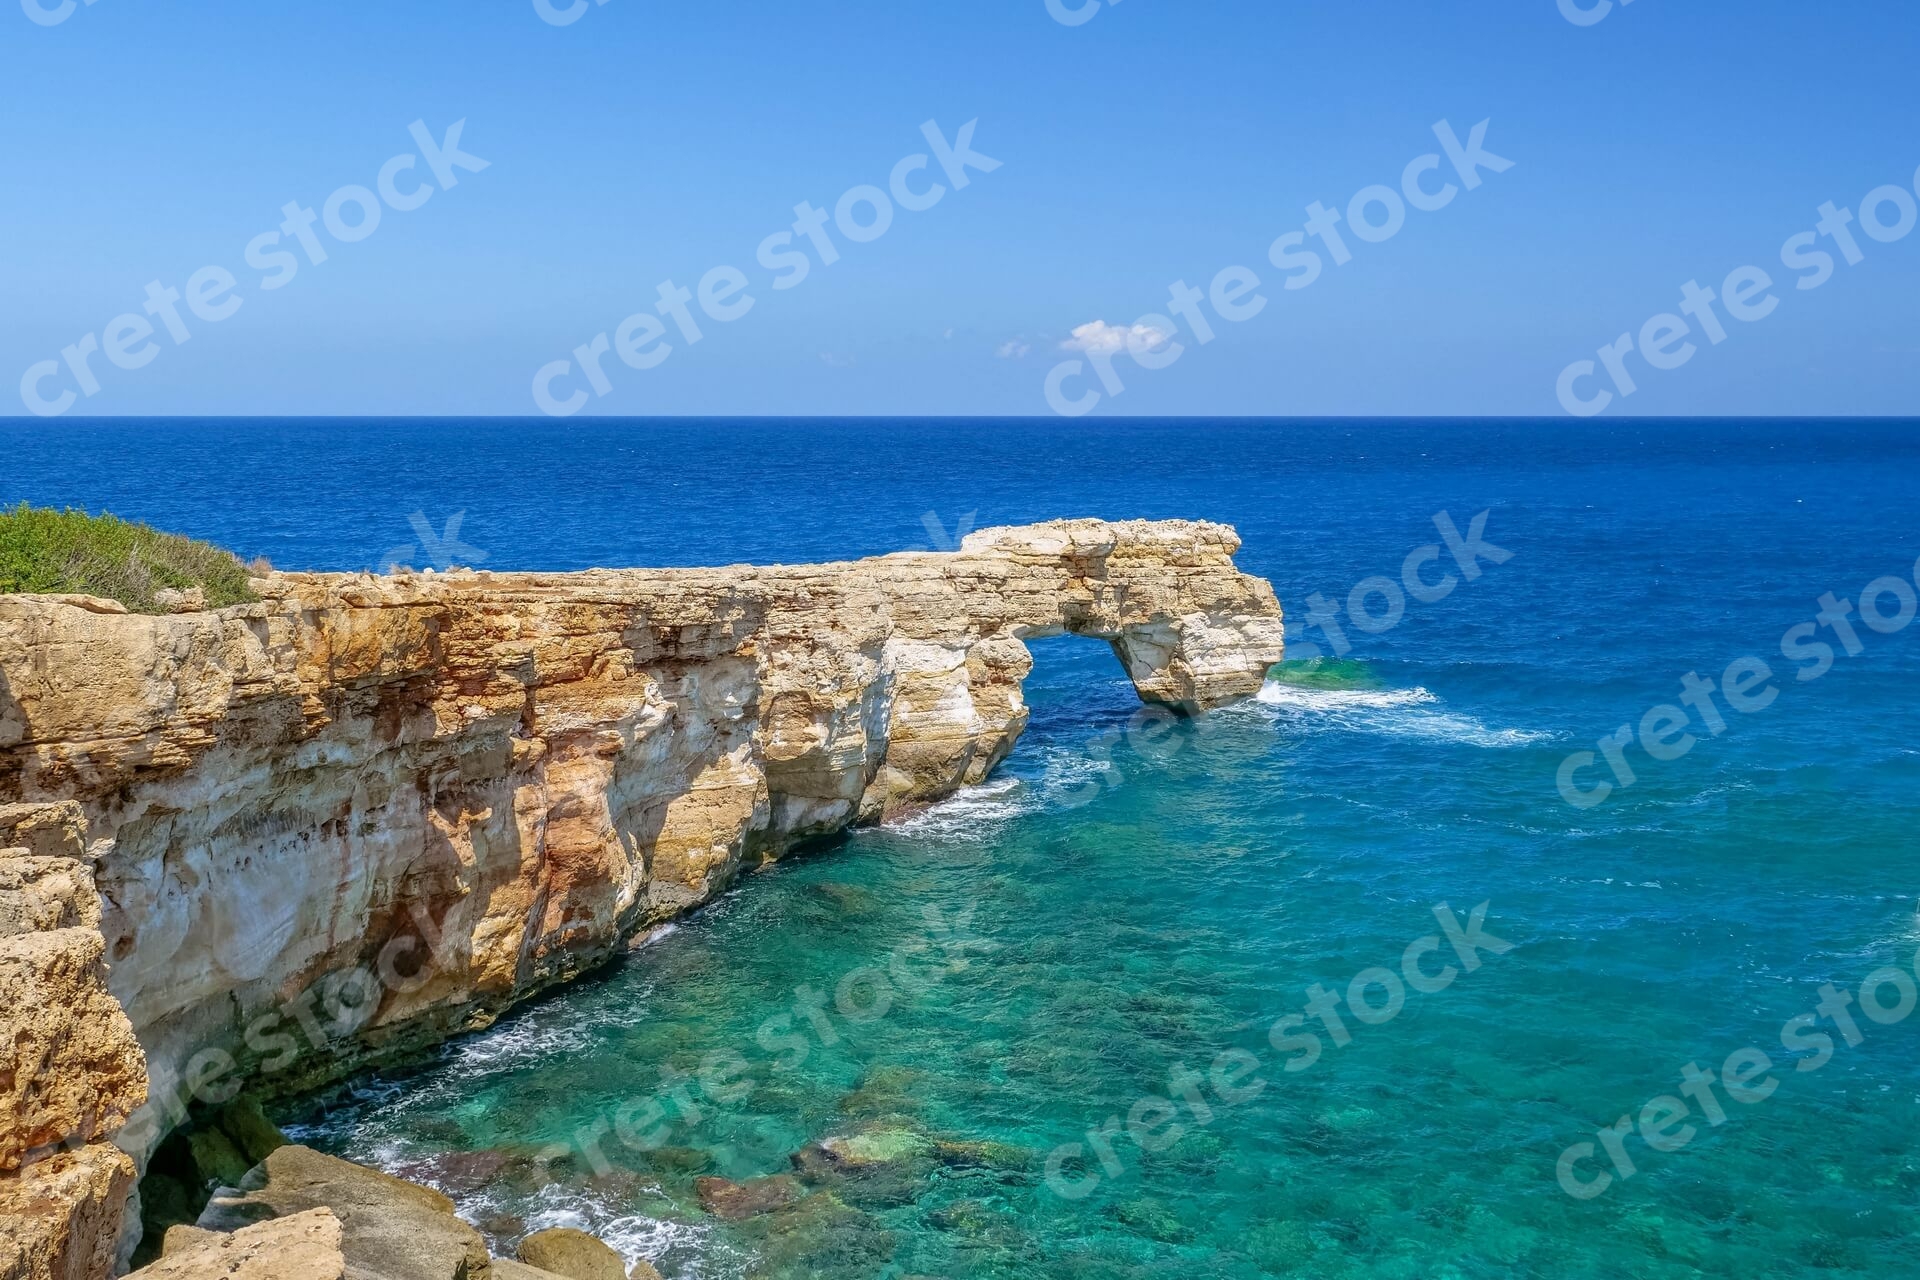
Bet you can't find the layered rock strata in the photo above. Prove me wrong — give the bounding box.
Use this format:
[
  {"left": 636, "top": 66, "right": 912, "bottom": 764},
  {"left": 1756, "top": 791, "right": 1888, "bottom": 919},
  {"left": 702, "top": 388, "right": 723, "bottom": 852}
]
[{"left": 0, "top": 519, "right": 1284, "bottom": 1278}]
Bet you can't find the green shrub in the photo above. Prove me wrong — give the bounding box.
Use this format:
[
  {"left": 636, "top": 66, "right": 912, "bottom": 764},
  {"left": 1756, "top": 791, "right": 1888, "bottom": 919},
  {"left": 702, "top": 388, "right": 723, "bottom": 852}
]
[{"left": 0, "top": 504, "right": 259, "bottom": 614}]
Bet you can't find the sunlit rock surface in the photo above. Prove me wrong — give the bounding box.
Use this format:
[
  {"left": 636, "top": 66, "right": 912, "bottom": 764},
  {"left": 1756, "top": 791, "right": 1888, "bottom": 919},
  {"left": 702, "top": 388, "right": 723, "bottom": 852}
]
[{"left": 0, "top": 519, "right": 1283, "bottom": 1278}]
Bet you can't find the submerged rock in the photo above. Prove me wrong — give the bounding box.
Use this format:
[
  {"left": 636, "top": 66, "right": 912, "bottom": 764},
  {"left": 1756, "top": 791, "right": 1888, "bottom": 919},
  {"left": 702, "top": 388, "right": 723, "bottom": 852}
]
[
  {"left": 794, "top": 1127, "right": 935, "bottom": 1175},
  {"left": 931, "top": 1139, "right": 1034, "bottom": 1173},
  {"left": 740, "top": 1189, "right": 896, "bottom": 1277},
  {"left": 696, "top": 1173, "right": 802, "bottom": 1220},
  {"left": 387, "top": 1147, "right": 517, "bottom": 1197},
  {"left": 809, "top": 881, "right": 877, "bottom": 914},
  {"left": 636, "top": 1144, "right": 714, "bottom": 1176},
  {"left": 835, "top": 1066, "right": 928, "bottom": 1119},
  {"left": 1107, "top": 1196, "right": 1194, "bottom": 1244},
  {"left": 790, "top": 1126, "right": 939, "bottom": 1211}
]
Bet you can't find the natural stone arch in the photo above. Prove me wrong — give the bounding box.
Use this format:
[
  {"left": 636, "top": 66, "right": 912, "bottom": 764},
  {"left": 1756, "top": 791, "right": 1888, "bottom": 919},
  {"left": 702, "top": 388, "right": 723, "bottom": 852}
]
[{"left": 0, "top": 519, "right": 1284, "bottom": 1273}]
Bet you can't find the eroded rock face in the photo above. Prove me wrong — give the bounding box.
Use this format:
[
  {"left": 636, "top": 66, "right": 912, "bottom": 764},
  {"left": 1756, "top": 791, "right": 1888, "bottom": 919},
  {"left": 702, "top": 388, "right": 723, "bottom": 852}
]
[
  {"left": 0, "top": 801, "right": 146, "bottom": 1280},
  {"left": 0, "top": 519, "right": 1284, "bottom": 1278}
]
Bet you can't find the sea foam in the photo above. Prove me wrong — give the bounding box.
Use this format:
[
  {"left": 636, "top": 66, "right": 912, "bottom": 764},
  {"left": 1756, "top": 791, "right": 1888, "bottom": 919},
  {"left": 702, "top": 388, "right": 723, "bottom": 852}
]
[{"left": 1255, "top": 679, "right": 1553, "bottom": 748}]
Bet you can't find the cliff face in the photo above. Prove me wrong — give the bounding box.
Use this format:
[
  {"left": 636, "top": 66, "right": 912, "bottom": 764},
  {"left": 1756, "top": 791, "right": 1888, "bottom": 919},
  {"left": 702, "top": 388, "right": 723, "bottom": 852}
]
[{"left": 0, "top": 518, "right": 1284, "bottom": 1278}]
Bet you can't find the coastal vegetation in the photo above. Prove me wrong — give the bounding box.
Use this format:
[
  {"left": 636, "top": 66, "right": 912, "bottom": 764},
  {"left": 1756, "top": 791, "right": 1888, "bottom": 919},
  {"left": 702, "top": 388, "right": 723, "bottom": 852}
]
[{"left": 0, "top": 503, "right": 258, "bottom": 613}]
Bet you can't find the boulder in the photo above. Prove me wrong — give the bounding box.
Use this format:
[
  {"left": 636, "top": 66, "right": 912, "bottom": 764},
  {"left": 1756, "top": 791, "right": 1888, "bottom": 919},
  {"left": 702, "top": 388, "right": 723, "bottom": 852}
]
[
  {"left": 197, "top": 1146, "right": 488, "bottom": 1280},
  {"left": 515, "top": 1227, "right": 627, "bottom": 1280},
  {"left": 127, "top": 1207, "right": 346, "bottom": 1279}
]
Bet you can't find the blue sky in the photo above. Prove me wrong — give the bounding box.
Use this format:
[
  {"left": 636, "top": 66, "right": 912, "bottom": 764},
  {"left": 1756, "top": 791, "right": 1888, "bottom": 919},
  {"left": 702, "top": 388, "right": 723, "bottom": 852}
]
[{"left": 3, "top": 0, "right": 1917, "bottom": 418}]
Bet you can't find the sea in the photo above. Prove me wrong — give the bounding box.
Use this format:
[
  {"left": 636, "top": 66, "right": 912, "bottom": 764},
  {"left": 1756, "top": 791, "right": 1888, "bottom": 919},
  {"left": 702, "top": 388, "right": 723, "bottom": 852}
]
[{"left": 5, "top": 417, "right": 1919, "bottom": 1278}]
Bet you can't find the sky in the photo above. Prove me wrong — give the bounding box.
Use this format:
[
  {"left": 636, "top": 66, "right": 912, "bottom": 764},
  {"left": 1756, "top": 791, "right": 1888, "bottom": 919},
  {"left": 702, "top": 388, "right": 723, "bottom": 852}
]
[{"left": 3, "top": 0, "right": 1918, "bottom": 420}]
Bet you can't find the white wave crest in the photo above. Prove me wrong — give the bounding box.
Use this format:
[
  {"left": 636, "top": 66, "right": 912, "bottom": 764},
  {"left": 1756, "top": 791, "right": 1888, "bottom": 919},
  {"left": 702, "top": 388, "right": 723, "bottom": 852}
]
[
  {"left": 515, "top": 1180, "right": 747, "bottom": 1279},
  {"left": 887, "top": 776, "right": 1037, "bottom": 840},
  {"left": 885, "top": 740, "right": 1138, "bottom": 840},
  {"left": 1256, "top": 684, "right": 1438, "bottom": 711},
  {"left": 1255, "top": 679, "right": 1554, "bottom": 749}
]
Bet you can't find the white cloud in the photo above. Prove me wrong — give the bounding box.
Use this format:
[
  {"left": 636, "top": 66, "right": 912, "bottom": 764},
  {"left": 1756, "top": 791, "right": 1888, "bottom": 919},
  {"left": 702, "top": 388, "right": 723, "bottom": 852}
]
[
  {"left": 1060, "top": 320, "right": 1171, "bottom": 355},
  {"left": 996, "top": 340, "right": 1032, "bottom": 359}
]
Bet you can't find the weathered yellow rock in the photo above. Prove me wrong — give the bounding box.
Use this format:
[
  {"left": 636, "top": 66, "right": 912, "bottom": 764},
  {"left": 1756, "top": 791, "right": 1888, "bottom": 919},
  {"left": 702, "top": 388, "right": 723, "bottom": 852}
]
[
  {"left": 515, "top": 1227, "right": 626, "bottom": 1280},
  {"left": 196, "top": 1146, "right": 485, "bottom": 1280},
  {"left": 0, "top": 1144, "right": 135, "bottom": 1280},
  {"left": 125, "top": 1207, "right": 344, "bottom": 1279},
  {"left": 0, "top": 519, "right": 1284, "bottom": 1280},
  {"left": 0, "top": 928, "right": 146, "bottom": 1173}
]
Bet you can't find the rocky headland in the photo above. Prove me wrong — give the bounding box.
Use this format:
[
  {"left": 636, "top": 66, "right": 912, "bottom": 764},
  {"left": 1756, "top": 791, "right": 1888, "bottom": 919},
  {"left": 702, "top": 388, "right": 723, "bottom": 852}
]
[{"left": 0, "top": 518, "right": 1284, "bottom": 1278}]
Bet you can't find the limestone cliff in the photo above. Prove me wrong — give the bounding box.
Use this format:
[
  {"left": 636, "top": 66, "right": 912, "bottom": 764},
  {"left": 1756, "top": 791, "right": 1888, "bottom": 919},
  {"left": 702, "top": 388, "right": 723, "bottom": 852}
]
[{"left": 0, "top": 518, "right": 1284, "bottom": 1279}]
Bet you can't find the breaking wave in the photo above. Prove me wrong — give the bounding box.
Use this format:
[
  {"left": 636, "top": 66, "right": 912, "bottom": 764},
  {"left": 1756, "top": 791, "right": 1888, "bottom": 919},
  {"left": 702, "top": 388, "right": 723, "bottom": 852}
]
[{"left": 1255, "top": 679, "right": 1554, "bottom": 749}]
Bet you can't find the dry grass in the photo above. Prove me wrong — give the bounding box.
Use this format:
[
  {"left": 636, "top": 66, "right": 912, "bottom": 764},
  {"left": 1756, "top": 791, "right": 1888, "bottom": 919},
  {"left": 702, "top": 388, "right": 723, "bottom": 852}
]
[{"left": 0, "top": 503, "right": 259, "bottom": 614}]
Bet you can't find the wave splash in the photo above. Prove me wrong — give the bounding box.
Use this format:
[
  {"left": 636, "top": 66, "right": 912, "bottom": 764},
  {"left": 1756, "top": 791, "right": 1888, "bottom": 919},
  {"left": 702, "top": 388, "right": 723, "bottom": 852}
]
[{"left": 1256, "top": 678, "right": 1553, "bottom": 749}]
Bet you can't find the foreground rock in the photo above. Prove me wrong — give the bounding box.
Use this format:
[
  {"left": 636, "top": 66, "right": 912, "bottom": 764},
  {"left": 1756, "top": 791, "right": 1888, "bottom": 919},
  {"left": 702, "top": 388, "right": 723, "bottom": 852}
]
[
  {"left": 135, "top": 1144, "right": 638, "bottom": 1280},
  {"left": 113, "top": 1145, "right": 638, "bottom": 1279},
  {"left": 131, "top": 1208, "right": 345, "bottom": 1279},
  {"left": 0, "top": 1145, "right": 135, "bottom": 1280},
  {"left": 196, "top": 1147, "right": 488, "bottom": 1280},
  {"left": 0, "top": 519, "right": 1285, "bottom": 1276}
]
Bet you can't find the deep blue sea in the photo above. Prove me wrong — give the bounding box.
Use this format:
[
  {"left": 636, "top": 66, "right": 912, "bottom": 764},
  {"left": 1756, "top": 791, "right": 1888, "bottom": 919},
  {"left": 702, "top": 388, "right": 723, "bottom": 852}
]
[{"left": 7, "top": 418, "right": 1920, "bottom": 1278}]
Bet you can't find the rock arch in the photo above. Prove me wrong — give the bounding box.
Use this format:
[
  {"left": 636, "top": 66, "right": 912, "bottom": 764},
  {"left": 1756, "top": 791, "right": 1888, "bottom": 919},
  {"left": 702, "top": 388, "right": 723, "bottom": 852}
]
[{"left": 0, "top": 519, "right": 1284, "bottom": 1276}]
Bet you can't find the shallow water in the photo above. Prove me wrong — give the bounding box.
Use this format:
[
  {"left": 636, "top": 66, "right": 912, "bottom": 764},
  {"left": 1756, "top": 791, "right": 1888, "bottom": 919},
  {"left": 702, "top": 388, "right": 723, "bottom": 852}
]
[{"left": 8, "top": 418, "right": 1920, "bottom": 1277}]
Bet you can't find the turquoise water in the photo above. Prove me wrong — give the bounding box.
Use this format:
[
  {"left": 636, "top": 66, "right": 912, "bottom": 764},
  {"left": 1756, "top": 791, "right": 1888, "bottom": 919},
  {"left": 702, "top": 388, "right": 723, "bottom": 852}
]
[{"left": 7, "top": 419, "right": 1920, "bottom": 1276}]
